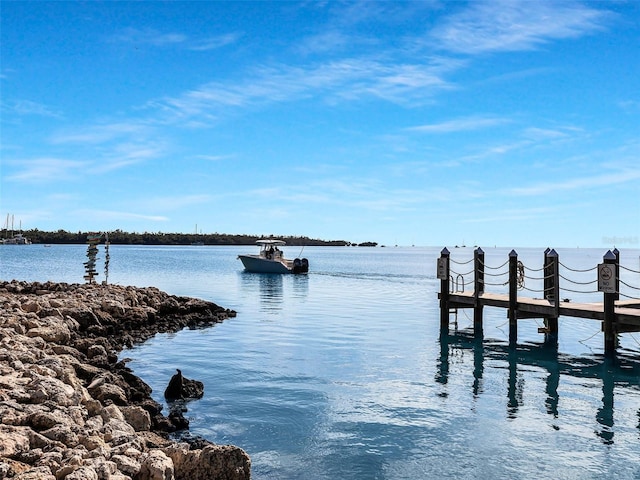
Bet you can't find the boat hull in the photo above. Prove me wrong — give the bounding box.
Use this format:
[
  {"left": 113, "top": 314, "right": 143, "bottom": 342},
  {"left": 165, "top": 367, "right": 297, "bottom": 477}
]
[{"left": 238, "top": 254, "right": 294, "bottom": 274}]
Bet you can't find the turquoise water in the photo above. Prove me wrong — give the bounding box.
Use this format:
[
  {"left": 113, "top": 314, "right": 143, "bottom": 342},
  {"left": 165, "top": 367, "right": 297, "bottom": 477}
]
[{"left": 2, "top": 244, "right": 640, "bottom": 479}]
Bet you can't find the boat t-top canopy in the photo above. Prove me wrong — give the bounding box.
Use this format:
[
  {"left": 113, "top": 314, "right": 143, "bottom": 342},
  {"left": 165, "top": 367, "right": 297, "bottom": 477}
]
[{"left": 256, "top": 239, "right": 286, "bottom": 246}]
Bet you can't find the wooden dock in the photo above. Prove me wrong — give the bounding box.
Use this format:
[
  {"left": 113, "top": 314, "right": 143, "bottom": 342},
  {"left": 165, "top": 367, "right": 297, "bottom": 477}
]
[{"left": 438, "top": 247, "right": 640, "bottom": 358}]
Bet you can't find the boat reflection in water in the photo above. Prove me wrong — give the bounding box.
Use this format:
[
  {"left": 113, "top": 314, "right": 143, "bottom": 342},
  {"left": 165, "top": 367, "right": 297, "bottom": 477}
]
[
  {"left": 239, "top": 270, "right": 309, "bottom": 314},
  {"left": 437, "top": 329, "right": 640, "bottom": 445}
]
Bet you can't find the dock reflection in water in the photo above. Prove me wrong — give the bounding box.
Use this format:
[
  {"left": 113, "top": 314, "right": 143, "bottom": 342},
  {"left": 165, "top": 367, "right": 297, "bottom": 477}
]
[{"left": 437, "top": 329, "right": 640, "bottom": 445}]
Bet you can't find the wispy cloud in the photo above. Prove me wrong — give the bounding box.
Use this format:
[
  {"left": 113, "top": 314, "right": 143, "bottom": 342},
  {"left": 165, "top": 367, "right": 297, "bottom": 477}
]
[
  {"left": 295, "top": 30, "right": 376, "bottom": 56},
  {"left": 194, "top": 154, "right": 236, "bottom": 162},
  {"left": 136, "top": 194, "right": 213, "bottom": 212},
  {"left": 407, "top": 116, "right": 509, "bottom": 133},
  {"left": 51, "top": 122, "right": 151, "bottom": 144},
  {"left": 429, "top": 121, "right": 588, "bottom": 167},
  {"left": 295, "top": 2, "right": 440, "bottom": 58},
  {"left": 4, "top": 99, "right": 63, "bottom": 118},
  {"left": 521, "top": 127, "right": 573, "bottom": 140},
  {"left": 148, "top": 57, "right": 459, "bottom": 124},
  {"left": 297, "top": 31, "right": 345, "bottom": 55},
  {"left": 110, "top": 28, "right": 240, "bottom": 51},
  {"left": 266, "top": 174, "right": 462, "bottom": 214},
  {"left": 325, "top": 0, "right": 436, "bottom": 29},
  {"left": 74, "top": 209, "right": 169, "bottom": 222},
  {"left": 431, "top": 1, "right": 612, "bottom": 55},
  {"left": 504, "top": 169, "right": 640, "bottom": 197},
  {"left": 4, "top": 158, "right": 87, "bottom": 183},
  {"left": 47, "top": 122, "right": 165, "bottom": 173},
  {"left": 618, "top": 99, "right": 640, "bottom": 113},
  {"left": 91, "top": 141, "right": 168, "bottom": 173},
  {"left": 110, "top": 27, "right": 186, "bottom": 47},
  {"left": 462, "top": 205, "right": 558, "bottom": 224},
  {"left": 189, "top": 33, "right": 242, "bottom": 51}
]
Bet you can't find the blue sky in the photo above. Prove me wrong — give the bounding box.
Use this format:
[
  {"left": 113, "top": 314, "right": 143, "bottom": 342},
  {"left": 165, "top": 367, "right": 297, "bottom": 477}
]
[{"left": 1, "top": 1, "right": 639, "bottom": 247}]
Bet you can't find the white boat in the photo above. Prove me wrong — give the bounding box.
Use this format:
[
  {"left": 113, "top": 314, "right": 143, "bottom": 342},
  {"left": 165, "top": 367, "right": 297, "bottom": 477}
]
[
  {"left": 1, "top": 214, "right": 31, "bottom": 244},
  {"left": 1, "top": 233, "right": 31, "bottom": 245},
  {"left": 238, "top": 239, "right": 309, "bottom": 274}
]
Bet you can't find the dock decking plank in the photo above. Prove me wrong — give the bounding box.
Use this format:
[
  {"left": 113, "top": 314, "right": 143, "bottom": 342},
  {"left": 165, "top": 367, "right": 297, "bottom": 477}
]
[{"left": 443, "top": 291, "right": 640, "bottom": 325}]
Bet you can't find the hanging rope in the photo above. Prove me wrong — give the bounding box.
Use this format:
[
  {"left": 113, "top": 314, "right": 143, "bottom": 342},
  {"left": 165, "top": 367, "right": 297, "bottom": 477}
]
[
  {"left": 450, "top": 268, "right": 475, "bottom": 277},
  {"left": 559, "top": 273, "right": 597, "bottom": 285},
  {"left": 620, "top": 264, "right": 640, "bottom": 274},
  {"left": 479, "top": 258, "right": 510, "bottom": 270},
  {"left": 619, "top": 279, "right": 640, "bottom": 291},
  {"left": 521, "top": 285, "right": 544, "bottom": 293},
  {"left": 450, "top": 257, "right": 474, "bottom": 265},
  {"left": 524, "top": 263, "right": 548, "bottom": 272},
  {"left": 559, "top": 261, "right": 597, "bottom": 272},
  {"left": 523, "top": 272, "right": 545, "bottom": 281},
  {"left": 619, "top": 292, "right": 640, "bottom": 301},
  {"left": 483, "top": 269, "right": 508, "bottom": 277},
  {"left": 560, "top": 286, "right": 600, "bottom": 294},
  {"left": 517, "top": 261, "right": 525, "bottom": 289}
]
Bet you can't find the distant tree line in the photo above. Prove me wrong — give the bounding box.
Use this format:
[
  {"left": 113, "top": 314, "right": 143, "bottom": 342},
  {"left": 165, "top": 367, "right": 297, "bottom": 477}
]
[{"left": 15, "top": 229, "right": 356, "bottom": 246}]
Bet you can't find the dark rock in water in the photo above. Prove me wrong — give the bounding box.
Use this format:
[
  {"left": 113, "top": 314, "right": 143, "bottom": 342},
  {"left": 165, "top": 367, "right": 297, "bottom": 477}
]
[
  {"left": 172, "top": 430, "right": 214, "bottom": 450},
  {"left": 165, "top": 368, "right": 184, "bottom": 400},
  {"left": 164, "top": 368, "right": 204, "bottom": 401},
  {"left": 182, "top": 376, "right": 205, "bottom": 399},
  {"left": 168, "top": 404, "right": 190, "bottom": 430}
]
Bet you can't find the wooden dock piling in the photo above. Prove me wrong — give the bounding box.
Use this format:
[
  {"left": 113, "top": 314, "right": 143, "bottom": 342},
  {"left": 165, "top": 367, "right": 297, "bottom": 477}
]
[
  {"left": 473, "top": 247, "right": 484, "bottom": 337},
  {"left": 438, "top": 247, "right": 450, "bottom": 332},
  {"left": 603, "top": 250, "right": 617, "bottom": 358},
  {"left": 508, "top": 250, "right": 518, "bottom": 345}
]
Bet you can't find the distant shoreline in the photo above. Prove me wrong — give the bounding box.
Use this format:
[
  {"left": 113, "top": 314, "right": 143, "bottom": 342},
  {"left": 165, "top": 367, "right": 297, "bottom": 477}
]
[{"left": 3, "top": 229, "right": 361, "bottom": 247}]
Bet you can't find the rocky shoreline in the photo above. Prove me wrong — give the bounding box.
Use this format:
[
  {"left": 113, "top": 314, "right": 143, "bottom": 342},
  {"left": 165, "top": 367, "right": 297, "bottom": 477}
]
[{"left": 0, "top": 281, "right": 251, "bottom": 479}]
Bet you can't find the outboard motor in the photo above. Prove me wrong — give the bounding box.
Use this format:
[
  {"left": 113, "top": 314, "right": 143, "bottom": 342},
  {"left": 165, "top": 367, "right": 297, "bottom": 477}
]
[{"left": 293, "top": 258, "right": 309, "bottom": 274}]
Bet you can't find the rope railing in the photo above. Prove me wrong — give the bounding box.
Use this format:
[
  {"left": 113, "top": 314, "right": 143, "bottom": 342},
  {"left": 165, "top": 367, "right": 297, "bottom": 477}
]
[
  {"left": 479, "top": 259, "right": 510, "bottom": 270},
  {"left": 521, "top": 285, "right": 544, "bottom": 293},
  {"left": 445, "top": 250, "right": 640, "bottom": 297},
  {"left": 558, "top": 273, "right": 597, "bottom": 286},
  {"left": 450, "top": 268, "right": 475, "bottom": 277},
  {"left": 558, "top": 261, "right": 598, "bottom": 273},
  {"left": 620, "top": 264, "right": 640, "bottom": 274},
  {"left": 483, "top": 270, "right": 508, "bottom": 278},
  {"left": 450, "top": 257, "right": 474, "bottom": 265},
  {"left": 522, "top": 273, "right": 547, "bottom": 281},
  {"left": 523, "top": 263, "right": 549, "bottom": 273},
  {"left": 620, "top": 291, "right": 640, "bottom": 300},
  {"left": 484, "top": 280, "right": 509, "bottom": 287},
  {"left": 619, "top": 279, "right": 640, "bottom": 291},
  {"left": 560, "top": 286, "right": 600, "bottom": 295}
]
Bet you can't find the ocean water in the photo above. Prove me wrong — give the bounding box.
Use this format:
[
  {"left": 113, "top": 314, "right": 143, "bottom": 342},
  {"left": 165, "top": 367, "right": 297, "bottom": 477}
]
[{"left": 1, "top": 244, "right": 640, "bottom": 479}]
